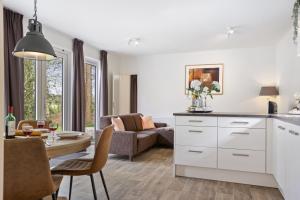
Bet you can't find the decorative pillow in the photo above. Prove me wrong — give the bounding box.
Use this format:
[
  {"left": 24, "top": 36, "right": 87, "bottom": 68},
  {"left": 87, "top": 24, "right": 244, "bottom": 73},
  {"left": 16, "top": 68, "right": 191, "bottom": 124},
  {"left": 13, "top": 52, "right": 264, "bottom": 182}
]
[
  {"left": 111, "top": 117, "right": 125, "bottom": 131},
  {"left": 119, "top": 115, "right": 137, "bottom": 131},
  {"left": 141, "top": 116, "right": 156, "bottom": 130}
]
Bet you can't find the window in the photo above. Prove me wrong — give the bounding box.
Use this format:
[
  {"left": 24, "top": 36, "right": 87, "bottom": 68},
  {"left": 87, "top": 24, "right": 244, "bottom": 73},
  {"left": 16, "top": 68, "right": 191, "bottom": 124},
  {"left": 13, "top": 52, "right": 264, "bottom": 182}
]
[
  {"left": 23, "top": 50, "right": 70, "bottom": 130},
  {"left": 85, "top": 62, "right": 97, "bottom": 134},
  {"left": 24, "top": 59, "right": 36, "bottom": 120},
  {"left": 44, "top": 58, "right": 64, "bottom": 129}
]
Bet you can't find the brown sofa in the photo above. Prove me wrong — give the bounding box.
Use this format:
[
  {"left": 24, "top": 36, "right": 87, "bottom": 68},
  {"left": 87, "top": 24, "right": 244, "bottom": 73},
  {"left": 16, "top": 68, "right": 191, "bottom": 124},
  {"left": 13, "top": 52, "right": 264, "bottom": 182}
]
[{"left": 96, "top": 113, "right": 174, "bottom": 161}]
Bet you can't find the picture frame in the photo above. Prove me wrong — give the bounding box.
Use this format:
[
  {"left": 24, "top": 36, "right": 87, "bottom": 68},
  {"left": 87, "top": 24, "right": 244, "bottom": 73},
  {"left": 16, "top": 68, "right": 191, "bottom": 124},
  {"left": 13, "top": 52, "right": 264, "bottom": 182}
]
[{"left": 185, "top": 63, "right": 224, "bottom": 95}]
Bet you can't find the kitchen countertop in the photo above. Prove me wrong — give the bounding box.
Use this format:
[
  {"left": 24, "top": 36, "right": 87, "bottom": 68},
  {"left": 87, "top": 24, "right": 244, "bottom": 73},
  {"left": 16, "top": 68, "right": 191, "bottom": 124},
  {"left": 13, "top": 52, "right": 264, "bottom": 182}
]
[{"left": 173, "top": 112, "right": 300, "bottom": 126}]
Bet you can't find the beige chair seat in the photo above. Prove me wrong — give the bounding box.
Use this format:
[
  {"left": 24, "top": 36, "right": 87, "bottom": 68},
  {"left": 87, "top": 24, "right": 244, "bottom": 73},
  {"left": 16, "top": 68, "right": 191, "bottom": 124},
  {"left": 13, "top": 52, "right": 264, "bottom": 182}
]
[
  {"left": 51, "top": 125, "right": 113, "bottom": 200},
  {"left": 52, "top": 159, "right": 93, "bottom": 176}
]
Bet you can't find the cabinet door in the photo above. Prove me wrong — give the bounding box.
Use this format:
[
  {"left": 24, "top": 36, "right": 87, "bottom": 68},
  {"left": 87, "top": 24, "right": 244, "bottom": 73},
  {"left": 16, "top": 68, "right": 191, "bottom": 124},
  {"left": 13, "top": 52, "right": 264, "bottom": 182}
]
[
  {"left": 285, "top": 123, "right": 300, "bottom": 200},
  {"left": 273, "top": 120, "right": 287, "bottom": 196}
]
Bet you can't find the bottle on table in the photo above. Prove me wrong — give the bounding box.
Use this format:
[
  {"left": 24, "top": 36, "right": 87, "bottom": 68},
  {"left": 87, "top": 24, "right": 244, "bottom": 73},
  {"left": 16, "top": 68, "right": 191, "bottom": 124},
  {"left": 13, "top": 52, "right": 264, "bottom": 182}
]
[{"left": 5, "top": 106, "right": 16, "bottom": 139}]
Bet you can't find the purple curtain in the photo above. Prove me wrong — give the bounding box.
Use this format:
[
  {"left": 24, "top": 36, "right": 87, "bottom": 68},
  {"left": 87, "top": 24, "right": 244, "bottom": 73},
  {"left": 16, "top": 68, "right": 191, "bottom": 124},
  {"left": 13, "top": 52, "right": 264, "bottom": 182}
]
[
  {"left": 100, "top": 50, "right": 108, "bottom": 116},
  {"left": 72, "top": 39, "right": 85, "bottom": 131},
  {"left": 3, "top": 8, "right": 24, "bottom": 123},
  {"left": 130, "top": 75, "right": 138, "bottom": 113}
]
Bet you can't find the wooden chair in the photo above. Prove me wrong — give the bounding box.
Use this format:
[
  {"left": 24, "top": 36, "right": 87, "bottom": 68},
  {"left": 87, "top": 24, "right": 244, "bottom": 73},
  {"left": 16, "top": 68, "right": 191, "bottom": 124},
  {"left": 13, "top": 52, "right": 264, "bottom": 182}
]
[
  {"left": 4, "top": 138, "right": 62, "bottom": 200},
  {"left": 52, "top": 125, "right": 113, "bottom": 200},
  {"left": 17, "top": 119, "right": 52, "bottom": 130}
]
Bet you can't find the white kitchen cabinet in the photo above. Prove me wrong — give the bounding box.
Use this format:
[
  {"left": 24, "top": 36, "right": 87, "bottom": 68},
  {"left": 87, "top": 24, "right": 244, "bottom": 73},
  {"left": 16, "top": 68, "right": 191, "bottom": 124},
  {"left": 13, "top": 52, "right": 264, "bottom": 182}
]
[
  {"left": 175, "top": 145, "right": 217, "bottom": 168},
  {"left": 273, "top": 120, "right": 287, "bottom": 196},
  {"left": 218, "top": 128, "right": 265, "bottom": 150},
  {"left": 176, "top": 126, "right": 217, "bottom": 147},
  {"left": 218, "top": 148, "right": 265, "bottom": 173},
  {"left": 273, "top": 119, "right": 300, "bottom": 200},
  {"left": 174, "top": 116, "right": 266, "bottom": 176},
  {"left": 176, "top": 116, "right": 217, "bottom": 127},
  {"left": 218, "top": 117, "right": 266, "bottom": 129},
  {"left": 285, "top": 123, "right": 300, "bottom": 200}
]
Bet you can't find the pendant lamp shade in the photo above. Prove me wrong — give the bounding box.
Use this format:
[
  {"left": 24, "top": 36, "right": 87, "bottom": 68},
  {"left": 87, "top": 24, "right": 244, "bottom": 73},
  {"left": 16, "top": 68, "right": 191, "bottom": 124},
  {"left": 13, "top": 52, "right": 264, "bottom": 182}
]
[{"left": 13, "top": 19, "right": 56, "bottom": 60}]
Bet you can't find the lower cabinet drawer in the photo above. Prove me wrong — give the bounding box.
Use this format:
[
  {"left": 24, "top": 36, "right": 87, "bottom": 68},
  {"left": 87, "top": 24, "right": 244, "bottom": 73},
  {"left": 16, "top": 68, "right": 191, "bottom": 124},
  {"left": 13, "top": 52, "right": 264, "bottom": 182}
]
[
  {"left": 218, "top": 128, "right": 265, "bottom": 150},
  {"left": 175, "top": 145, "right": 217, "bottom": 168},
  {"left": 218, "top": 117, "right": 266, "bottom": 129},
  {"left": 176, "top": 126, "right": 217, "bottom": 147},
  {"left": 218, "top": 149, "right": 265, "bottom": 173}
]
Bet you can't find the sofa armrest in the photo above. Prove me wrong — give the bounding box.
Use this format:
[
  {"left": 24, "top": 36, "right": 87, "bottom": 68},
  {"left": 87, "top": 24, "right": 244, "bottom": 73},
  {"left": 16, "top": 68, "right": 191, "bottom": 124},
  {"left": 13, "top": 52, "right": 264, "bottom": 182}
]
[
  {"left": 110, "top": 131, "right": 138, "bottom": 157},
  {"left": 154, "top": 122, "right": 167, "bottom": 128}
]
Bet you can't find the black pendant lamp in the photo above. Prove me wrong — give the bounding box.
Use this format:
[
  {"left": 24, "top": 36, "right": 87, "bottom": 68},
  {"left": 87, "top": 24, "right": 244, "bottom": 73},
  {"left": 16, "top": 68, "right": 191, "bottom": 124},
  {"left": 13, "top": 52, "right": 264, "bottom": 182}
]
[{"left": 13, "top": 0, "right": 56, "bottom": 60}]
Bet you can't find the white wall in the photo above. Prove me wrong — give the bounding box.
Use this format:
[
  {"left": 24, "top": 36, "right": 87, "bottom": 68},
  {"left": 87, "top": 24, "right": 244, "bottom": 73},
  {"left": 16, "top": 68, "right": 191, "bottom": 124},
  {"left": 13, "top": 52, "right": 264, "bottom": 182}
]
[
  {"left": 118, "top": 46, "right": 277, "bottom": 119},
  {"left": 276, "top": 29, "right": 300, "bottom": 113}
]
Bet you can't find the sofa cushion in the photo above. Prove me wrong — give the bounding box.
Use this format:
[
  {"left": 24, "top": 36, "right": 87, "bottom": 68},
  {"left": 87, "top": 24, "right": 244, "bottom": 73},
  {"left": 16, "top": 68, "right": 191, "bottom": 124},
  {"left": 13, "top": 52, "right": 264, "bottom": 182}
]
[
  {"left": 119, "top": 115, "right": 137, "bottom": 131},
  {"left": 141, "top": 116, "right": 156, "bottom": 130},
  {"left": 137, "top": 133, "right": 157, "bottom": 153},
  {"left": 133, "top": 115, "right": 143, "bottom": 131},
  {"left": 111, "top": 117, "right": 125, "bottom": 131},
  {"left": 119, "top": 114, "right": 143, "bottom": 131}
]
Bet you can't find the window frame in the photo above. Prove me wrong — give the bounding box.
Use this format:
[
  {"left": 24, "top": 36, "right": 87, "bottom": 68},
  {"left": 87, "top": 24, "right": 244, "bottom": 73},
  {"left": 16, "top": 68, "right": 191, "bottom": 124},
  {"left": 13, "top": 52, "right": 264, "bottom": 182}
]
[
  {"left": 84, "top": 57, "right": 100, "bottom": 131},
  {"left": 34, "top": 48, "right": 71, "bottom": 130}
]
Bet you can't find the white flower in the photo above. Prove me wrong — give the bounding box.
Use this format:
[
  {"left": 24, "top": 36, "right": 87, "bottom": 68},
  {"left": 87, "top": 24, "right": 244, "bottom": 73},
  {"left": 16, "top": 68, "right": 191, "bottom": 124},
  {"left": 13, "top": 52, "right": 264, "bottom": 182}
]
[
  {"left": 190, "top": 80, "right": 201, "bottom": 90},
  {"left": 203, "top": 86, "right": 209, "bottom": 92}
]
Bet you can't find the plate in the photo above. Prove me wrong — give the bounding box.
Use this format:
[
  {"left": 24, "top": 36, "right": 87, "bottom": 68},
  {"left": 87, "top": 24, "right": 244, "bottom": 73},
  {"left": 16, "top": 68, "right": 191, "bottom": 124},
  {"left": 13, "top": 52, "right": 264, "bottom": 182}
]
[{"left": 56, "top": 131, "right": 82, "bottom": 139}]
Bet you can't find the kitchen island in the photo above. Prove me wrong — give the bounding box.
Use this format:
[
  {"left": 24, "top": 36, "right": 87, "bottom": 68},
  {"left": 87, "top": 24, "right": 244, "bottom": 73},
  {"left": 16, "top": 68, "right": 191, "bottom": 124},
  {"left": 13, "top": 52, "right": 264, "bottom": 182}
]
[{"left": 173, "top": 112, "right": 300, "bottom": 199}]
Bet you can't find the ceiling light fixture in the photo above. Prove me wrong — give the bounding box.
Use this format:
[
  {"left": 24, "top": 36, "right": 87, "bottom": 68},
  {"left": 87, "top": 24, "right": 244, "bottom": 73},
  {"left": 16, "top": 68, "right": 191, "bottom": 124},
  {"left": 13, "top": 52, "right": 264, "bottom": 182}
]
[
  {"left": 13, "top": 0, "right": 56, "bottom": 61},
  {"left": 128, "top": 38, "right": 141, "bottom": 46},
  {"left": 226, "top": 27, "right": 235, "bottom": 38}
]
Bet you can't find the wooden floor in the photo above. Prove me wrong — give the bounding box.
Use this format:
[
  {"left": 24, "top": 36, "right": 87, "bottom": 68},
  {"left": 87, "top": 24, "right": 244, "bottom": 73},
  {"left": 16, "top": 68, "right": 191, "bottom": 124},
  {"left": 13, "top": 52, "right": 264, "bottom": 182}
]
[{"left": 57, "top": 148, "right": 283, "bottom": 200}]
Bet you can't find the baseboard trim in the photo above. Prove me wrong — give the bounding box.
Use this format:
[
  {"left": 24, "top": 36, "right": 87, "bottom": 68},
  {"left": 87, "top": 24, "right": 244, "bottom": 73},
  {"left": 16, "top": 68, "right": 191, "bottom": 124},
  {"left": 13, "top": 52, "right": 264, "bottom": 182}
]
[{"left": 175, "top": 165, "right": 278, "bottom": 188}]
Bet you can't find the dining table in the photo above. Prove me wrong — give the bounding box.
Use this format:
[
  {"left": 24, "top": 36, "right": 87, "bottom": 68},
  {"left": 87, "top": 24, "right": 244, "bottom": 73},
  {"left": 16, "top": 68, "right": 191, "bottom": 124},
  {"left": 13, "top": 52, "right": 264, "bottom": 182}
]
[
  {"left": 45, "top": 132, "right": 92, "bottom": 159},
  {"left": 15, "top": 129, "right": 93, "bottom": 158}
]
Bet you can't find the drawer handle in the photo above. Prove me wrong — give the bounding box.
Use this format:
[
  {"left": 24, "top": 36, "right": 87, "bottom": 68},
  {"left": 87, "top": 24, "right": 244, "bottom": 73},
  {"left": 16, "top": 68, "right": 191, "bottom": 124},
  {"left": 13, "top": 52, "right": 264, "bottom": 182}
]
[
  {"left": 289, "top": 130, "right": 299, "bottom": 136},
  {"left": 188, "top": 150, "right": 203, "bottom": 153},
  {"left": 278, "top": 126, "right": 286, "bottom": 130},
  {"left": 188, "top": 130, "right": 203, "bottom": 133},
  {"left": 232, "top": 153, "right": 250, "bottom": 157},
  {"left": 231, "top": 132, "right": 250, "bottom": 135},
  {"left": 188, "top": 120, "right": 203, "bottom": 123},
  {"left": 231, "top": 121, "right": 249, "bottom": 125}
]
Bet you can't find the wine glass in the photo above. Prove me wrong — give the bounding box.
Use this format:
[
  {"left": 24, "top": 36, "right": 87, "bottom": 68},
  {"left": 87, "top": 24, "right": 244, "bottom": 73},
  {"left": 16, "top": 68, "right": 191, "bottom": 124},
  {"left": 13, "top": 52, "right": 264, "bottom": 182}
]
[
  {"left": 48, "top": 122, "right": 59, "bottom": 142},
  {"left": 37, "top": 120, "right": 45, "bottom": 128},
  {"left": 22, "top": 124, "right": 33, "bottom": 137},
  {"left": 49, "top": 122, "right": 58, "bottom": 132}
]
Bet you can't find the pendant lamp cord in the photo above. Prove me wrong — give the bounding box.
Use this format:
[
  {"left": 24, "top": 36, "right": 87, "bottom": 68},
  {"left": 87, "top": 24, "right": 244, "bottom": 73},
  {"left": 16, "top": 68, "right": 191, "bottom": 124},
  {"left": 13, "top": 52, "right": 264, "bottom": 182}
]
[{"left": 33, "top": 0, "right": 37, "bottom": 21}]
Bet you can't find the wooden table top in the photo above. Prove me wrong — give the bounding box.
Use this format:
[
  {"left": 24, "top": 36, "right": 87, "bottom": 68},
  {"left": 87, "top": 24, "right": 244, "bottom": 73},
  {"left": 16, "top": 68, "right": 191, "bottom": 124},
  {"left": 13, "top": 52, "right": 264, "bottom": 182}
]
[{"left": 45, "top": 133, "right": 92, "bottom": 159}]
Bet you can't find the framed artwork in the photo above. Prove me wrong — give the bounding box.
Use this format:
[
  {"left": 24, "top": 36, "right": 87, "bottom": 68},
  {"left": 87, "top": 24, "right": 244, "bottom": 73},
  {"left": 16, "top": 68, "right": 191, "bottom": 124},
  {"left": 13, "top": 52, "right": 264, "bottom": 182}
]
[{"left": 185, "top": 64, "right": 224, "bottom": 95}]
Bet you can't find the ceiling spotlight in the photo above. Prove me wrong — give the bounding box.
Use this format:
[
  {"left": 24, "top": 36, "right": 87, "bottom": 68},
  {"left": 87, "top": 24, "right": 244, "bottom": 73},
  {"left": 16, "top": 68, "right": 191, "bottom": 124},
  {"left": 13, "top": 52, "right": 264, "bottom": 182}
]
[
  {"left": 128, "top": 38, "right": 141, "bottom": 46},
  {"left": 226, "top": 27, "right": 235, "bottom": 38}
]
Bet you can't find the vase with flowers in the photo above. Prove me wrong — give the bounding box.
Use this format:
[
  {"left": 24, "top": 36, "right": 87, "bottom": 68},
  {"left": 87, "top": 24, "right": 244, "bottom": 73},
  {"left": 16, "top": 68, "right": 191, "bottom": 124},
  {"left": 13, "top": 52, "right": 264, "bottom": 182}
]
[{"left": 187, "top": 80, "right": 220, "bottom": 112}]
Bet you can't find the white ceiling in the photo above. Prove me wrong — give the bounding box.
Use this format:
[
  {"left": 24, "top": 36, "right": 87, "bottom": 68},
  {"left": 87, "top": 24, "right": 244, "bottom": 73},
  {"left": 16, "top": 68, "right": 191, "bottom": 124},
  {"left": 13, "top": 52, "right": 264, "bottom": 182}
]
[{"left": 3, "top": 0, "right": 294, "bottom": 55}]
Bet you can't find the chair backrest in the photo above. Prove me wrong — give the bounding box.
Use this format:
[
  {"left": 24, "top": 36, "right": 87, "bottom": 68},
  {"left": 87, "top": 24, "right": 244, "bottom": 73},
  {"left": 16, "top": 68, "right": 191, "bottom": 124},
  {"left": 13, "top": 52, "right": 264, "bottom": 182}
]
[
  {"left": 4, "top": 138, "right": 55, "bottom": 200},
  {"left": 17, "top": 120, "right": 52, "bottom": 130},
  {"left": 91, "top": 125, "right": 114, "bottom": 172}
]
